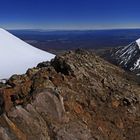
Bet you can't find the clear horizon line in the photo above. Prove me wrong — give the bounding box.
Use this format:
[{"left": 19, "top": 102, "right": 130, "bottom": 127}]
[{"left": 6, "top": 27, "right": 140, "bottom": 31}]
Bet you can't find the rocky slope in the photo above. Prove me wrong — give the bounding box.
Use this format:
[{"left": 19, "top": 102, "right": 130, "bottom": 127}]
[{"left": 0, "top": 50, "right": 140, "bottom": 140}]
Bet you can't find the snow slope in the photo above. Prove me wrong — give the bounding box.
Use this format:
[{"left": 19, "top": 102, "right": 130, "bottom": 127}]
[{"left": 0, "top": 28, "right": 55, "bottom": 79}]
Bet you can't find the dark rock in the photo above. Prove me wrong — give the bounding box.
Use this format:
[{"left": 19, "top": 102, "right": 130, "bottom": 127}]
[
  {"left": 37, "top": 61, "right": 51, "bottom": 68},
  {"left": 0, "top": 93, "right": 4, "bottom": 115},
  {"left": 51, "top": 56, "right": 75, "bottom": 75},
  {"left": 123, "top": 97, "right": 132, "bottom": 106}
]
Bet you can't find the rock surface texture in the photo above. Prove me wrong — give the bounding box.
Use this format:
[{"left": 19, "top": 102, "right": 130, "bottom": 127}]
[{"left": 0, "top": 50, "right": 140, "bottom": 140}]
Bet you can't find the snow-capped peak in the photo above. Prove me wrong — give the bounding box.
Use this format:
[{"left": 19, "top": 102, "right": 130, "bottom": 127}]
[
  {"left": 0, "top": 28, "right": 55, "bottom": 79},
  {"left": 107, "top": 37, "right": 140, "bottom": 75},
  {"left": 136, "top": 38, "right": 140, "bottom": 49}
]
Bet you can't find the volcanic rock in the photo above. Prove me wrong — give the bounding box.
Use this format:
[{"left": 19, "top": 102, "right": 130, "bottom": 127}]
[{"left": 0, "top": 50, "right": 140, "bottom": 140}]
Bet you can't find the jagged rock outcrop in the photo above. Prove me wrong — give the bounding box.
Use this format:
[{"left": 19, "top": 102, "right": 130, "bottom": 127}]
[{"left": 0, "top": 50, "right": 140, "bottom": 140}]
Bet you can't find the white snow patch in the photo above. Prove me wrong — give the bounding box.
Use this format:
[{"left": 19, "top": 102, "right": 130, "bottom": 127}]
[
  {"left": 132, "top": 58, "right": 140, "bottom": 70},
  {"left": 136, "top": 38, "right": 140, "bottom": 49},
  {"left": 0, "top": 28, "right": 55, "bottom": 79},
  {"left": 136, "top": 73, "right": 140, "bottom": 76}
]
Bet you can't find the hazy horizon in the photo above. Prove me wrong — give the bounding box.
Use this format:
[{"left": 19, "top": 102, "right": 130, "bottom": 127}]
[{"left": 5, "top": 28, "right": 140, "bottom": 31}]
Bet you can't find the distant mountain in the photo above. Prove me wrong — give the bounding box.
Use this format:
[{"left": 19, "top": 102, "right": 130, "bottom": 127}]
[
  {"left": 0, "top": 28, "right": 55, "bottom": 79},
  {"left": 98, "top": 38, "right": 140, "bottom": 75}
]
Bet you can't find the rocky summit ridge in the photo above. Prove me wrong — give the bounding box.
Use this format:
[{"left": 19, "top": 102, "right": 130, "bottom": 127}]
[{"left": 0, "top": 49, "right": 140, "bottom": 140}]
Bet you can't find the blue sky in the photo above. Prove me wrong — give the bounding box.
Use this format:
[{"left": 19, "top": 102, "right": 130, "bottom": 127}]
[{"left": 0, "top": 0, "right": 140, "bottom": 29}]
